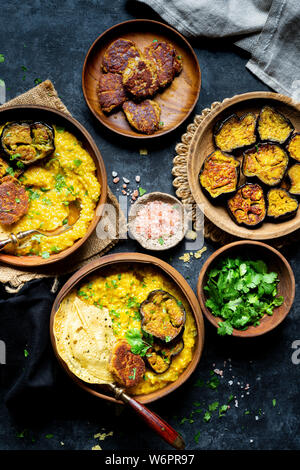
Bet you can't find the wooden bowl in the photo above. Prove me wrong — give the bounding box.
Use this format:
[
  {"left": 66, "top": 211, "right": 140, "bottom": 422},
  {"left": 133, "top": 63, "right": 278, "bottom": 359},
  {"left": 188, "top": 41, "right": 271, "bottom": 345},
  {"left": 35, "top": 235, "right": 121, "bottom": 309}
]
[
  {"left": 0, "top": 105, "right": 107, "bottom": 267},
  {"left": 188, "top": 92, "right": 300, "bottom": 240},
  {"left": 197, "top": 240, "right": 295, "bottom": 337},
  {"left": 50, "top": 252, "right": 205, "bottom": 404},
  {"left": 128, "top": 192, "right": 187, "bottom": 251},
  {"left": 82, "top": 19, "right": 201, "bottom": 139}
]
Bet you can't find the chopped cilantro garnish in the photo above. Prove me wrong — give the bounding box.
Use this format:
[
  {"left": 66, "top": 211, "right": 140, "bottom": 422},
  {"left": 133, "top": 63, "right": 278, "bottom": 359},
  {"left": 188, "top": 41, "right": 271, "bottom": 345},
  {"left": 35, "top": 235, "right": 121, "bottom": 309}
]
[
  {"left": 24, "top": 349, "right": 29, "bottom": 358},
  {"left": 129, "top": 367, "right": 137, "bottom": 380},
  {"left": 34, "top": 78, "right": 42, "bottom": 85},
  {"left": 73, "top": 159, "right": 82, "bottom": 167},
  {"left": 204, "top": 257, "right": 284, "bottom": 335},
  {"left": 41, "top": 251, "right": 50, "bottom": 259},
  {"left": 125, "top": 328, "right": 151, "bottom": 357},
  {"left": 15, "top": 197, "right": 20, "bottom": 204},
  {"left": 194, "top": 431, "right": 201, "bottom": 444},
  {"left": 56, "top": 126, "right": 65, "bottom": 133},
  {"left": 272, "top": 398, "right": 276, "bottom": 407},
  {"left": 158, "top": 237, "right": 164, "bottom": 245},
  {"left": 0, "top": 54, "right": 4, "bottom": 63},
  {"left": 203, "top": 411, "right": 211, "bottom": 422},
  {"left": 139, "top": 187, "right": 147, "bottom": 196},
  {"left": 6, "top": 166, "right": 15, "bottom": 177},
  {"left": 62, "top": 218, "right": 68, "bottom": 225}
]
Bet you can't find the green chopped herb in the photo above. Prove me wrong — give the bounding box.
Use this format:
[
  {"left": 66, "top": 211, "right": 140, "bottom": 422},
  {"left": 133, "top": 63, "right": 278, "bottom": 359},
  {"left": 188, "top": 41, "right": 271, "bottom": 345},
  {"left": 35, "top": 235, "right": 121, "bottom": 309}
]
[
  {"left": 129, "top": 367, "right": 137, "bottom": 380},
  {"left": 203, "top": 411, "right": 211, "bottom": 422},
  {"left": 34, "top": 78, "right": 42, "bottom": 85},
  {"left": 159, "top": 121, "right": 164, "bottom": 127},
  {"left": 272, "top": 398, "right": 276, "bottom": 407},
  {"left": 45, "top": 434, "right": 54, "bottom": 439},
  {"left": 24, "top": 349, "right": 29, "bottom": 358},
  {"left": 152, "top": 39, "right": 158, "bottom": 42},
  {"left": 15, "top": 197, "right": 20, "bottom": 204},
  {"left": 204, "top": 257, "right": 284, "bottom": 335},
  {"left": 73, "top": 159, "right": 82, "bottom": 167},
  {"left": 16, "top": 161, "right": 25, "bottom": 169},
  {"left": 165, "top": 335, "right": 171, "bottom": 343},
  {"left": 0, "top": 79, "right": 5, "bottom": 87},
  {"left": 139, "top": 187, "right": 147, "bottom": 197},
  {"left": 158, "top": 237, "right": 164, "bottom": 245},
  {"left": 6, "top": 166, "right": 15, "bottom": 177},
  {"left": 194, "top": 431, "right": 201, "bottom": 444},
  {"left": 41, "top": 251, "right": 50, "bottom": 259},
  {"left": 56, "top": 126, "right": 65, "bottom": 133},
  {"left": 208, "top": 401, "right": 219, "bottom": 412},
  {"left": 0, "top": 54, "right": 4, "bottom": 63},
  {"left": 51, "top": 246, "right": 60, "bottom": 253},
  {"left": 62, "top": 218, "right": 68, "bottom": 225},
  {"left": 218, "top": 404, "right": 228, "bottom": 417},
  {"left": 21, "top": 66, "right": 27, "bottom": 72},
  {"left": 125, "top": 328, "right": 152, "bottom": 357}
]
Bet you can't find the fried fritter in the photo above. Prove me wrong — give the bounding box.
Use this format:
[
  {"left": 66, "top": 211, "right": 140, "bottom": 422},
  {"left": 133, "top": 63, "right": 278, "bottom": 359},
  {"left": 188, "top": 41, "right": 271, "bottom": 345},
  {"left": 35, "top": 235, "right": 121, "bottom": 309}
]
[
  {"left": 123, "top": 99, "right": 161, "bottom": 135},
  {"left": 0, "top": 176, "right": 29, "bottom": 225},
  {"left": 97, "top": 73, "right": 127, "bottom": 113},
  {"left": 102, "top": 38, "right": 141, "bottom": 74},
  {"left": 122, "top": 57, "right": 159, "bottom": 100},
  {"left": 110, "top": 340, "right": 145, "bottom": 388},
  {"left": 144, "top": 41, "right": 183, "bottom": 88}
]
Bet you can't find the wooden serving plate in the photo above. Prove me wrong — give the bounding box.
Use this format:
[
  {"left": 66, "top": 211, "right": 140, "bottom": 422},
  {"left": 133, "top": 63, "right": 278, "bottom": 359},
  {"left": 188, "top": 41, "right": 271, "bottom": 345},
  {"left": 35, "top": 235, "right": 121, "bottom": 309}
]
[
  {"left": 0, "top": 105, "right": 107, "bottom": 267},
  {"left": 188, "top": 92, "right": 300, "bottom": 240},
  {"left": 50, "top": 253, "right": 205, "bottom": 404},
  {"left": 82, "top": 19, "right": 201, "bottom": 139},
  {"left": 197, "top": 241, "right": 295, "bottom": 338}
]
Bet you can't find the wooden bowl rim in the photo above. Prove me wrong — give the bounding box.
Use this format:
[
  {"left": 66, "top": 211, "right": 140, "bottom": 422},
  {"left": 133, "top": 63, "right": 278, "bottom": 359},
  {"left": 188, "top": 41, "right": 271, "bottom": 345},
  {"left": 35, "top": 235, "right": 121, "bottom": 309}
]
[
  {"left": 197, "top": 240, "right": 295, "bottom": 338},
  {"left": 188, "top": 91, "right": 300, "bottom": 240},
  {"left": 50, "top": 252, "right": 205, "bottom": 404},
  {"left": 128, "top": 191, "right": 186, "bottom": 251},
  {"left": 82, "top": 18, "right": 201, "bottom": 139},
  {"left": 0, "top": 104, "right": 107, "bottom": 267}
]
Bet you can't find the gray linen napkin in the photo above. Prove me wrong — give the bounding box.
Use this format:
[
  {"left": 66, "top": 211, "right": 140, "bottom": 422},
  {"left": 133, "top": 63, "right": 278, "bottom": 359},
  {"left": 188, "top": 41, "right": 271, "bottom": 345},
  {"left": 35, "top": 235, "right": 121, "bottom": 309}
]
[{"left": 137, "top": 0, "right": 300, "bottom": 98}]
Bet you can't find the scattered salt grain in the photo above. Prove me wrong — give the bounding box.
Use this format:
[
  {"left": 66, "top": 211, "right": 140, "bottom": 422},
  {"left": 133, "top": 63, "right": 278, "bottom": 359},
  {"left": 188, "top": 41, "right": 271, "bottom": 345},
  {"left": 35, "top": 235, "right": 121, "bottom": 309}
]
[
  {"left": 123, "top": 177, "right": 130, "bottom": 184},
  {"left": 135, "top": 175, "right": 140, "bottom": 183},
  {"left": 112, "top": 171, "right": 118, "bottom": 177}
]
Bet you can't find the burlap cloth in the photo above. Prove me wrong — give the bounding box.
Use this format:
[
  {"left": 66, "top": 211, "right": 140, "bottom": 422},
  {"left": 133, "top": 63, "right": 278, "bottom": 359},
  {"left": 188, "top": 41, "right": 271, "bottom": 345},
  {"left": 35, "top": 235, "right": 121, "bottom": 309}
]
[
  {"left": 0, "top": 80, "right": 126, "bottom": 291},
  {"left": 172, "top": 100, "right": 300, "bottom": 248}
]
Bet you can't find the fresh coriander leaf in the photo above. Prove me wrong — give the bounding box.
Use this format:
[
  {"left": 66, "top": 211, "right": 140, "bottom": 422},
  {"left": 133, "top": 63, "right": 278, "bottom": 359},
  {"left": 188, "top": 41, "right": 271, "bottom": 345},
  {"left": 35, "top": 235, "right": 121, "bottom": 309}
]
[
  {"left": 41, "top": 251, "right": 50, "bottom": 259},
  {"left": 139, "top": 187, "right": 147, "bottom": 197}
]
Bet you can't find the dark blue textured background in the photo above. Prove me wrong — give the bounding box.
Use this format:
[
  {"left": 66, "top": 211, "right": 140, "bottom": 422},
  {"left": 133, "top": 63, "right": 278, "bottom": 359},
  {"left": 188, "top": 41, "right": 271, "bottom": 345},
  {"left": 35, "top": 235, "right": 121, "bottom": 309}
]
[{"left": 0, "top": 0, "right": 299, "bottom": 451}]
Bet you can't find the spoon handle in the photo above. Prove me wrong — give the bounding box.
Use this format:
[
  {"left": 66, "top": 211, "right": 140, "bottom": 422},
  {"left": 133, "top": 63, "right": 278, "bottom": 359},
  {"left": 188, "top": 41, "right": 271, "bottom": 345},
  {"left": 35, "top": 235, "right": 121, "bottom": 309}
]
[
  {"left": 0, "top": 230, "right": 37, "bottom": 251},
  {"left": 110, "top": 384, "right": 185, "bottom": 450}
]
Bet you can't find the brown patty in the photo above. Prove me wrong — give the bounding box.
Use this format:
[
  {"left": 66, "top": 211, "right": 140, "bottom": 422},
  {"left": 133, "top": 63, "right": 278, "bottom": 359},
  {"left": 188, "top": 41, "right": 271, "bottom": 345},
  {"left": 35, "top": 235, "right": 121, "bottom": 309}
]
[
  {"left": 0, "top": 177, "right": 29, "bottom": 225},
  {"left": 109, "top": 340, "right": 145, "bottom": 388},
  {"left": 122, "top": 57, "right": 159, "bottom": 99},
  {"left": 144, "top": 41, "right": 183, "bottom": 87},
  {"left": 102, "top": 38, "right": 141, "bottom": 74},
  {"left": 123, "top": 99, "right": 161, "bottom": 135},
  {"left": 97, "top": 73, "right": 127, "bottom": 113}
]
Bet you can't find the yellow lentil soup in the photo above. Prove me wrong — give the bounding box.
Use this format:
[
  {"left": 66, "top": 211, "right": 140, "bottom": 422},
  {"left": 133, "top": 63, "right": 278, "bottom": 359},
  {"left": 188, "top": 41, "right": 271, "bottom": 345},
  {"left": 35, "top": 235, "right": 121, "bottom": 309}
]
[
  {"left": 74, "top": 265, "right": 197, "bottom": 395},
  {"left": 0, "top": 124, "right": 100, "bottom": 257}
]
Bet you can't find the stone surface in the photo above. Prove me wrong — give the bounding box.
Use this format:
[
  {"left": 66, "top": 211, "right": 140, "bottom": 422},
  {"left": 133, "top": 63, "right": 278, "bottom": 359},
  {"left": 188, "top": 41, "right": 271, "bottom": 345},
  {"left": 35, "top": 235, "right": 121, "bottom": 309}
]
[{"left": 0, "top": 0, "right": 299, "bottom": 451}]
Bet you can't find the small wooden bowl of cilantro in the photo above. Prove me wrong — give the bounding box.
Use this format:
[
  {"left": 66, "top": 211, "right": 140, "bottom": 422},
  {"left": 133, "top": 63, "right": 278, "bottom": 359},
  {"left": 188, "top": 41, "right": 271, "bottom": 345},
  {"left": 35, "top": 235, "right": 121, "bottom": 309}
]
[{"left": 197, "top": 240, "right": 295, "bottom": 337}]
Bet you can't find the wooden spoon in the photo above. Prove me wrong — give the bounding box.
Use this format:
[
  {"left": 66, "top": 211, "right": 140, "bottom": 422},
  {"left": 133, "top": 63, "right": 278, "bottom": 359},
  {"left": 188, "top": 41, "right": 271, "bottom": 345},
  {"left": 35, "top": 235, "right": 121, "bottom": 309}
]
[{"left": 108, "top": 383, "right": 185, "bottom": 449}]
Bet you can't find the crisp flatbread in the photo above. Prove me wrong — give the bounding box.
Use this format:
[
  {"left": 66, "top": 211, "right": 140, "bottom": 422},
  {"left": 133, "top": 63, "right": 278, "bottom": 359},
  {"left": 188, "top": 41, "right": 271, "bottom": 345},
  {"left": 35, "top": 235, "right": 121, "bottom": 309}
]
[{"left": 53, "top": 293, "right": 116, "bottom": 384}]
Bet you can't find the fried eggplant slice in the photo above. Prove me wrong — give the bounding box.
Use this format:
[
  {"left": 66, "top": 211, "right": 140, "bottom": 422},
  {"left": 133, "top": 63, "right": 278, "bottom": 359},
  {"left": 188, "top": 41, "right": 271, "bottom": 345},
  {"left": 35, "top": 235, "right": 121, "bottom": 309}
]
[
  {"left": 227, "top": 183, "right": 266, "bottom": 228},
  {"left": 288, "top": 164, "right": 300, "bottom": 196},
  {"left": 199, "top": 150, "right": 239, "bottom": 200},
  {"left": 1, "top": 121, "right": 55, "bottom": 165},
  {"left": 97, "top": 73, "right": 127, "bottom": 113},
  {"left": 123, "top": 57, "right": 159, "bottom": 99},
  {"left": 243, "top": 143, "right": 288, "bottom": 186},
  {"left": 286, "top": 133, "right": 300, "bottom": 162},
  {"left": 214, "top": 113, "right": 257, "bottom": 153},
  {"left": 267, "top": 188, "right": 298, "bottom": 221},
  {"left": 143, "top": 41, "right": 183, "bottom": 88},
  {"left": 123, "top": 99, "right": 161, "bottom": 135},
  {"left": 109, "top": 340, "right": 145, "bottom": 388},
  {"left": 140, "top": 290, "right": 185, "bottom": 342},
  {"left": 102, "top": 38, "right": 141, "bottom": 74},
  {"left": 257, "top": 106, "right": 294, "bottom": 144},
  {"left": 0, "top": 176, "right": 29, "bottom": 224},
  {"left": 146, "top": 338, "right": 184, "bottom": 374}
]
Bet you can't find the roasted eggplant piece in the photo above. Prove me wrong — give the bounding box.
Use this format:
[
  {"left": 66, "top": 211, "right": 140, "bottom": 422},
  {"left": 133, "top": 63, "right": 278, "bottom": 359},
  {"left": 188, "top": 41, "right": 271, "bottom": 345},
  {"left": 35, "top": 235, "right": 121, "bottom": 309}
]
[
  {"left": 286, "top": 133, "right": 300, "bottom": 162},
  {"left": 1, "top": 121, "right": 55, "bottom": 165},
  {"left": 199, "top": 150, "right": 239, "bottom": 200},
  {"left": 267, "top": 188, "right": 298, "bottom": 221},
  {"left": 214, "top": 113, "right": 257, "bottom": 153},
  {"left": 140, "top": 290, "right": 185, "bottom": 342},
  {"left": 257, "top": 106, "right": 294, "bottom": 144},
  {"left": 288, "top": 164, "right": 300, "bottom": 196},
  {"left": 146, "top": 338, "right": 184, "bottom": 374},
  {"left": 227, "top": 183, "right": 266, "bottom": 228},
  {"left": 243, "top": 143, "right": 289, "bottom": 186}
]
